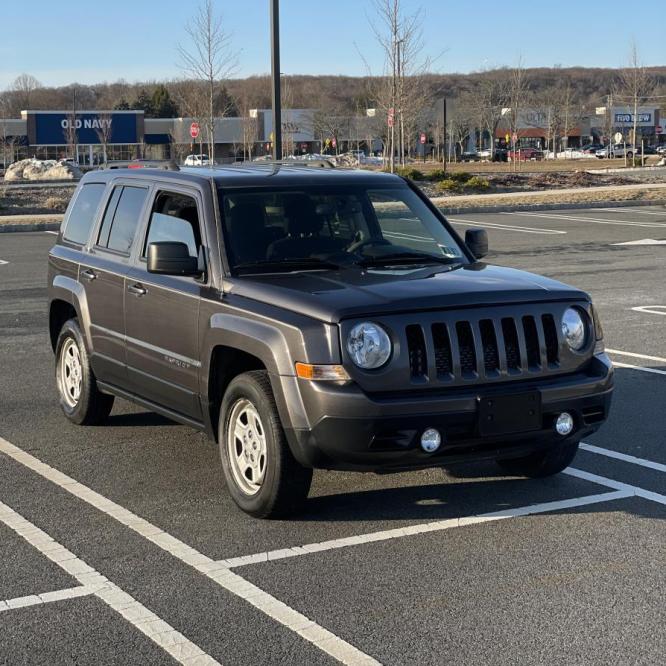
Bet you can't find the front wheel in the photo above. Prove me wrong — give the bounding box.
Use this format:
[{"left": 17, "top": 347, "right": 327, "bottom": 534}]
[
  {"left": 219, "top": 371, "right": 312, "bottom": 518},
  {"left": 497, "top": 440, "right": 580, "bottom": 478}
]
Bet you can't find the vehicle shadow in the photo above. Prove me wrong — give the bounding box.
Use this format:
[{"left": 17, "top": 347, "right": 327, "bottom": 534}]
[{"left": 106, "top": 411, "right": 176, "bottom": 428}]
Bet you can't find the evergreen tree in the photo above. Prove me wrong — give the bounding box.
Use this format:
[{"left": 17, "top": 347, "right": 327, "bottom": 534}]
[
  {"left": 151, "top": 84, "right": 179, "bottom": 118},
  {"left": 113, "top": 98, "right": 130, "bottom": 110},
  {"left": 130, "top": 89, "right": 155, "bottom": 117}
]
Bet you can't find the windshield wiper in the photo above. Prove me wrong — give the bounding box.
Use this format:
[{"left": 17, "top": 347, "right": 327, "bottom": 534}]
[
  {"left": 357, "top": 252, "right": 460, "bottom": 267},
  {"left": 234, "top": 257, "right": 342, "bottom": 273}
]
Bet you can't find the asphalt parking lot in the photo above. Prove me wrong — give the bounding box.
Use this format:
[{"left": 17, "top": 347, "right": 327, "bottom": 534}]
[{"left": 0, "top": 204, "right": 665, "bottom": 665}]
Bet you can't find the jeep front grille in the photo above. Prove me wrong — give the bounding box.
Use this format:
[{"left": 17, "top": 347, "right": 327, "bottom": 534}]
[{"left": 407, "top": 311, "right": 561, "bottom": 382}]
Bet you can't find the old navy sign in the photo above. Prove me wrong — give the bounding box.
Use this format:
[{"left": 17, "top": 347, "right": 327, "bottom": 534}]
[
  {"left": 61, "top": 117, "right": 112, "bottom": 130},
  {"left": 32, "top": 112, "right": 141, "bottom": 145}
]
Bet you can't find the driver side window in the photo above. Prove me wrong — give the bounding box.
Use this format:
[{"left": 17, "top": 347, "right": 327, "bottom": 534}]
[{"left": 143, "top": 191, "right": 202, "bottom": 259}]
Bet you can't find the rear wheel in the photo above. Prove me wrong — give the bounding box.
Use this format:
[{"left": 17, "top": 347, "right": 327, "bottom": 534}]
[
  {"left": 219, "top": 370, "right": 312, "bottom": 518},
  {"left": 55, "top": 318, "right": 114, "bottom": 425},
  {"left": 497, "top": 440, "right": 580, "bottom": 478}
]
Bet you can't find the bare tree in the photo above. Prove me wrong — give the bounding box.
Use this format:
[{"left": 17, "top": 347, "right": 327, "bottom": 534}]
[
  {"left": 94, "top": 113, "right": 113, "bottom": 164},
  {"left": 361, "top": 0, "right": 436, "bottom": 170},
  {"left": 177, "top": 0, "right": 237, "bottom": 162},
  {"left": 477, "top": 73, "right": 507, "bottom": 156},
  {"left": 11, "top": 73, "right": 42, "bottom": 112},
  {"left": 616, "top": 42, "right": 655, "bottom": 160},
  {"left": 62, "top": 111, "right": 77, "bottom": 160}
]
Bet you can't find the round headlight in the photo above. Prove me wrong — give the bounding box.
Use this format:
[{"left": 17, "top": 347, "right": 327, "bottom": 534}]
[
  {"left": 561, "top": 308, "right": 586, "bottom": 351},
  {"left": 346, "top": 322, "right": 392, "bottom": 369}
]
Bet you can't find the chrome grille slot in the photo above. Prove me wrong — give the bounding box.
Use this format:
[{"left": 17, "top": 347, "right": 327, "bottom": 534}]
[
  {"left": 406, "top": 324, "right": 427, "bottom": 378},
  {"left": 502, "top": 318, "right": 521, "bottom": 370},
  {"left": 432, "top": 323, "right": 453, "bottom": 378},
  {"left": 479, "top": 319, "right": 500, "bottom": 375},
  {"left": 522, "top": 315, "right": 540, "bottom": 369},
  {"left": 456, "top": 322, "right": 477, "bottom": 377},
  {"left": 542, "top": 314, "right": 559, "bottom": 365}
]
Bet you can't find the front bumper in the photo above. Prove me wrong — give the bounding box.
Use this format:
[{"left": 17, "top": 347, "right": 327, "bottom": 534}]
[{"left": 283, "top": 353, "right": 614, "bottom": 471}]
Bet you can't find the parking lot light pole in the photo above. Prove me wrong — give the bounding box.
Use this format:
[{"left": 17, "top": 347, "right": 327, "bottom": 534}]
[{"left": 270, "top": 0, "right": 282, "bottom": 161}]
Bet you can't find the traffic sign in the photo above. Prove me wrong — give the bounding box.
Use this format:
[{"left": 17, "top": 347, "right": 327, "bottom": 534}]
[
  {"left": 190, "top": 122, "right": 200, "bottom": 139},
  {"left": 419, "top": 132, "right": 426, "bottom": 145},
  {"left": 656, "top": 125, "right": 663, "bottom": 134},
  {"left": 614, "top": 132, "right": 623, "bottom": 143},
  {"left": 388, "top": 108, "right": 395, "bottom": 128},
  {"left": 511, "top": 132, "right": 518, "bottom": 144},
  {"left": 504, "top": 133, "right": 510, "bottom": 144},
  {"left": 332, "top": 138, "right": 337, "bottom": 148}
]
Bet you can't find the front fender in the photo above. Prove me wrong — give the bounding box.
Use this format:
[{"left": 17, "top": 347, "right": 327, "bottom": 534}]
[{"left": 201, "top": 313, "right": 310, "bottom": 433}]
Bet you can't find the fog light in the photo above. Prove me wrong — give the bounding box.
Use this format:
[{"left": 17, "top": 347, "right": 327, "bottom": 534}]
[
  {"left": 421, "top": 428, "right": 442, "bottom": 453},
  {"left": 555, "top": 412, "right": 574, "bottom": 436}
]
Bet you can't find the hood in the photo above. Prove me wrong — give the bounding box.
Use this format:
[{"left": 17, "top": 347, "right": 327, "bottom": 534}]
[{"left": 227, "top": 263, "right": 589, "bottom": 323}]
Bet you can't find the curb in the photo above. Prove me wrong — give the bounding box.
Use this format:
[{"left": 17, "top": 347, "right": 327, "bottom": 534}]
[
  {"left": 0, "top": 221, "right": 61, "bottom": 233},
  {"left": 436, "top": 198, "right": 666, "bottom": 216}
]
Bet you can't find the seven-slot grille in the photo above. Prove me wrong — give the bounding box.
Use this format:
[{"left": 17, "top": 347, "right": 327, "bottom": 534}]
[{"left": 407, "top": 313, "right": 560, "bottom": 382}]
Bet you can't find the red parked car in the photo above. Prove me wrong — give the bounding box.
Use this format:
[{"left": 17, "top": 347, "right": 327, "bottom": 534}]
[{"left": 508, "top": 147, "right": 542, "bottom": 161}]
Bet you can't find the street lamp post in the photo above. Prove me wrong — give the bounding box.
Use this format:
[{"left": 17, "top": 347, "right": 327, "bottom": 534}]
[{"left": 270, "top": 0, "right": 282, "bottom": 161}]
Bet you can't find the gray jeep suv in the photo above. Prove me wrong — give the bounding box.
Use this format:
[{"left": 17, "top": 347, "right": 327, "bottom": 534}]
[{"left": 48, "top": 164, "right": 613, "bottom": 517}]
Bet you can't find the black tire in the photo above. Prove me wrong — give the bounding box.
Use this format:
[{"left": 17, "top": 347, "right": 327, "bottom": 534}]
[
  {"left": 497, "top": 440, "right": 580, "bottom": 478},
  {"left": 55, "top": 318, "right": 114, "bottom": 425},
  {"left": 219, "top": 370, "right": 312, "bottom": 518}
]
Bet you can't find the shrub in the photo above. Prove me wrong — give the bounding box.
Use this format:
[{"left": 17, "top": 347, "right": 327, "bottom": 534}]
[
  {"left": 463, "top": 176, "right": 490, "bottom": 191},
  {"left": 448, "top": 171, "right": 473, "bottom": 183},
  {"left": 435, "top": 179, "right": 461, "bottom": 193},
  {"left": 427, "top": 169, "right": 447, "bottom": 181},
  {"left": 395, "top": 166, "right": 424, "bottom": 180}
]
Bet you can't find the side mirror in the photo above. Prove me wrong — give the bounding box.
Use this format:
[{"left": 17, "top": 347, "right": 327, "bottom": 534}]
[
  {"left": 147, "top": 242, "right": 200, "bottom": 276},
  {"left": 465, "top": 228, "right": 488, "bottom": 260}
]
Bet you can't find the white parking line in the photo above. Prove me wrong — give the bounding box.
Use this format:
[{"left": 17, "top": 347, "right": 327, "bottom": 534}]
[
  {"left": 449, "top": 218, "right": 566, "bottom": 235},
  {"left": 0, "top": 260, "right": 8, "bottom": 266},
  {"left": 44, "top": 230, "right": 58, "bottom": 235},
  {"left": 591, "top": 207, "right": 666, "bottom": 217},
  {"left": 0, "top": 499, "right": 220, "bottom": 665},
  {"left": 607, "top": 349, "right": 666, "bottom": 364},
  {"left": 0, "top": 585, "right": 98, "bottom": 612},
  {"left": 214, "top": 490, "right": 629, "bottom": 569},
  {"left": 563, "top": 468, "right": 666, "bottom": 506},
  {"left": 580, "top": 443, "right": 666, "bottom": 473},
  {"left": 503, "top": 211, "right": 666, "bottom": 229},
  {"left": 631, "top": 305, "right": 666, "bottom": 316},
  {"left": 0, "top": 436, "right": 378, "bottom": 666},
  {"left": 612, "top": 361, "right": 666, "bottom": 376}
]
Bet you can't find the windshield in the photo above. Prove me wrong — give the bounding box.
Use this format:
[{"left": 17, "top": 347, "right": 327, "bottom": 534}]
[{"left": 219, "top": 185, "right": 467, "bottom": 274}]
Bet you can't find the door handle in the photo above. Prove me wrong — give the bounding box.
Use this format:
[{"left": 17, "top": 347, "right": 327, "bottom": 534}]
[
  {"left": 127, "top": 283, "right": 147, "bottom": 296},
  {"left": 81, "top": 268, "right": 97, "bottom": 281}
]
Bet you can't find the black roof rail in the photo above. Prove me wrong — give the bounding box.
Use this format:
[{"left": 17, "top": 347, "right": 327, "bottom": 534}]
[
  {"left": 238, "top": 159, "right": 336, "bottom": 169},
  {"left": 99, "top": 159, "right": 180, "bottom": 171}
]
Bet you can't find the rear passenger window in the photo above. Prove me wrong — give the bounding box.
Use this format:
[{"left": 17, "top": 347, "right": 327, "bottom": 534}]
[
  {"left": 143, "top": 192, "right": 201, "bottom": 259},
  {"left": 96, "top": 185, "right": 148, "bottom": 255},
  {"left": 63, "top": 183, "right": 106, "bottom": 245}
]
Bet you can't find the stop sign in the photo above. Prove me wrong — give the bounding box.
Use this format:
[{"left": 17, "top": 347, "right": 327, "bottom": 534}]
[
  {"left": 420, "top": 132, "right": 426, "bottom": 145},
  {"left": 190, "top": 122, "right": 200, "bottom": 139},
  {"left": 657, "top": 125, "right": 663, "bottom": 134}
]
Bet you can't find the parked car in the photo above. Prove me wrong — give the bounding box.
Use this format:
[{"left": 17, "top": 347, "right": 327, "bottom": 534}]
[
  {"left": 635, "top": 145, "right": 658, "bottom": 156},
  {"left": 48, "top": 164, "right": 613, "bottom": 517},
  {"left": 508, "top": 147, "right": 542, "bottom": 161},
  {"left": 184, "top": 154, "right": 213, "bottom": 166},
  {"left": 580, "top": 143, "right": 604, "bottom": 155},
  {"left": 596, "top": 144, "right": 634, "bottom": 159},
  {"left": 656, "top": 145, "right": 666, "bottom": 155}
]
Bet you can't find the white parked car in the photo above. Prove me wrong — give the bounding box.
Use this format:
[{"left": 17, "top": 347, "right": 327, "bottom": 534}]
[
  {"left": 596, "top": 144, "right": 634, "bottom": 159},
  {"left": 184, "top": 154, "right": 213, "bottom": 166}
]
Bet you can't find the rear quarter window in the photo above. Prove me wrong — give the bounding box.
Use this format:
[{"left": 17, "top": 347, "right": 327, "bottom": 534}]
[{"left": 62, "top": 183, "right": 106, "bottom": 245}]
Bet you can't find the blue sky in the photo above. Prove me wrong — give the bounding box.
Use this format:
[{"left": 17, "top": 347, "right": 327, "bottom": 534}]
[{"left": 1, "top": 0, "right": 663, "bottom": 87}]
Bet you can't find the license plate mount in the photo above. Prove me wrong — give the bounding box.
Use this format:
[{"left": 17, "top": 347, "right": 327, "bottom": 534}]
[{"left": 477, "top": 391, "right": 541, "bottom": 436}]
